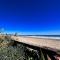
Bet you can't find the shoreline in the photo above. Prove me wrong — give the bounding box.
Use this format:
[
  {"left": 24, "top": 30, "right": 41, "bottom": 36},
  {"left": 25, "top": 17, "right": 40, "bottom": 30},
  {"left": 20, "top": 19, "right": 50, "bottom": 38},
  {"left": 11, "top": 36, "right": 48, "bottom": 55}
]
[
  {"left": 11, "top": 36, "right": 60, "bottom": 51},
  {"left": 21, "top": 36, "right": 60, "bottom": 40}
]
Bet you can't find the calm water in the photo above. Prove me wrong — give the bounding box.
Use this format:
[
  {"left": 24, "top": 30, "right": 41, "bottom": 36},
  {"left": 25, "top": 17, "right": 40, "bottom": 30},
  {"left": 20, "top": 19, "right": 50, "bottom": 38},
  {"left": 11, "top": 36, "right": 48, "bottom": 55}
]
[
  {"left": 31, "top": 35, "right": 60, "bottom": 39},
  {"left": 21, "top": 35, "right": 60, "bottom": 39},
  {"left": 37, "top": 35, "right": 60, "bottom": 37},
  {"left": 19, "top": 35, "right": 60, "bottom": 39}
]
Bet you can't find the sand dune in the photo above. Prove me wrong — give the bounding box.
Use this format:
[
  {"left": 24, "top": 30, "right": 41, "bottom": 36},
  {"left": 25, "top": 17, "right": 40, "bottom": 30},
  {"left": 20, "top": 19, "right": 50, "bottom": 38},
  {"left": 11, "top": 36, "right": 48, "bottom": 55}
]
[{"left": 11, "top": 36, "right": 60, "bottom": 51}]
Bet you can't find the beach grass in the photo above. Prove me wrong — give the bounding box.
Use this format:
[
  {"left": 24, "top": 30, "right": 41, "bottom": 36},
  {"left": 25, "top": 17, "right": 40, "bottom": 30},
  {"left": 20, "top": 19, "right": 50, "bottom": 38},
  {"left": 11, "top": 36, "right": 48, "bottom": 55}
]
[{"left": 0, "top": 35, "right": 60, "bottom": 60}]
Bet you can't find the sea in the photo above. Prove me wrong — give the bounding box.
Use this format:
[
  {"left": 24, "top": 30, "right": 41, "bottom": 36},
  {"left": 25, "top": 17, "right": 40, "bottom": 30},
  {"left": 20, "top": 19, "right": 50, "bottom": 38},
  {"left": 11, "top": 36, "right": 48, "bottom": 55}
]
[{"left": 21, "top": 35, "right": 60, "bottom": 40}]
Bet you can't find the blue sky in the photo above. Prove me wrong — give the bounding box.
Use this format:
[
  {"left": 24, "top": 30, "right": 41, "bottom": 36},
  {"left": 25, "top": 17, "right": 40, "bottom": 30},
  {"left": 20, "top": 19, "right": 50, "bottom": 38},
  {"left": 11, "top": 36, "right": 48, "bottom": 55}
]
[{"left": 0, "top": 0, "right": 60, "bottom": 35}]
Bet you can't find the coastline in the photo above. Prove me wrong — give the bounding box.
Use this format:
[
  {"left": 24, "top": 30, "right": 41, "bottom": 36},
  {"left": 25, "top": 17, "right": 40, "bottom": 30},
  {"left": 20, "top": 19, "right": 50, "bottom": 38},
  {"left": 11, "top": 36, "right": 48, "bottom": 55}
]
[
  {"left": 22, "top": 36, "right": 60, "bottom": 40},
  {"left": 11, "top": 36, "right": 60, "bottom": 51}
]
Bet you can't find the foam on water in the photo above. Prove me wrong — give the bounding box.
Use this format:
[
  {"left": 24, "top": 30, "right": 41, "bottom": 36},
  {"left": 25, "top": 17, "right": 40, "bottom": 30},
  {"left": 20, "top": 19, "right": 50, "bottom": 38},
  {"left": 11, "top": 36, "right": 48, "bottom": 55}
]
[{"left": 28, "top": 36, "right": 60, "bottom": 40}]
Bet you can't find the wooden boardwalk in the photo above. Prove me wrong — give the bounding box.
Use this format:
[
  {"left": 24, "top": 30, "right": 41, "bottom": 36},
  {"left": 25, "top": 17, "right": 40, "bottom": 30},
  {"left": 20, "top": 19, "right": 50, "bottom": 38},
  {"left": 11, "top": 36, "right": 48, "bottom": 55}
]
[{"left": 11, "top": 36, "right": 60, "bottom": 51}]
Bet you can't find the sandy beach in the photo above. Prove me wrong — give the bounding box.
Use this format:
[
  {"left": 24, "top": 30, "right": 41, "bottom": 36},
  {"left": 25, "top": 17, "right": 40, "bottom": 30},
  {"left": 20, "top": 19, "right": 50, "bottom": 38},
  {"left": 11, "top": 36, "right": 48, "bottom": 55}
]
[{"left": 11, "top": 36, "right": 60, "bottom": 51}]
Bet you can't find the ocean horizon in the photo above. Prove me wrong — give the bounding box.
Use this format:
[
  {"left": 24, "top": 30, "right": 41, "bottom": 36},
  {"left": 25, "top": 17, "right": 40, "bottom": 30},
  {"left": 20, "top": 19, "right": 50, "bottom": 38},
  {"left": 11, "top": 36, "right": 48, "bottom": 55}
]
[{"left": 20, "top": 35, "right": 60, "bottom": 40}]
